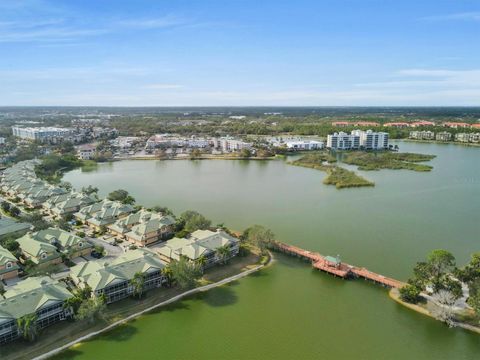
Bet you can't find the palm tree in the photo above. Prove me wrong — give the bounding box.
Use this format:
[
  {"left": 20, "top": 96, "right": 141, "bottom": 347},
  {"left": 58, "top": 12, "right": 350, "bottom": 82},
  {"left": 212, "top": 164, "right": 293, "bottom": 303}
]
[
  {"left": 130, "top": 272, "right": 145, "bottom": 299},
  {"left": 196, "top": 255, "right": 207, "bottom": 272},
  {"left": 216, "top": 245, "right": 231, "bottom": 265},
  {"left": 161, "top": 266, "right": 173, "bottom": 287},
  {"left": 17, "top": 313, "right": 38, "bottom": 342}
]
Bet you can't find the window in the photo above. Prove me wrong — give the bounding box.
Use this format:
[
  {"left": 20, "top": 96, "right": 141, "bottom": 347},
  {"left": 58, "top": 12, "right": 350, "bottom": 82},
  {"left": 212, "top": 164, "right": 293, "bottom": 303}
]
[
  {"left": 41, "top": 252, "right": 47, "bottom": 259},
  {"left": 78, "top": 242, "right": 83, "bottom": 248},
  {"left": 5, "top": 262, "right": 12, "bottom": 269}
]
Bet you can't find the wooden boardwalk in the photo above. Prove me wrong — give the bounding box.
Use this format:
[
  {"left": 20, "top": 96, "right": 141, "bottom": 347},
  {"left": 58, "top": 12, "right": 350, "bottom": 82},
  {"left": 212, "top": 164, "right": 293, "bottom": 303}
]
[{"left": 270, "top": 241, "right": 406, "bottom": 289}]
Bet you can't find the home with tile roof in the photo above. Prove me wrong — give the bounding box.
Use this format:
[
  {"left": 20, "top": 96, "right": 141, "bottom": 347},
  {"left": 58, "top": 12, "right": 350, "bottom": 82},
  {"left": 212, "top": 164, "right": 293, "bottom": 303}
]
[
  {"left": 0, "top": 245, "right": 20, "bottom": 280},
  {"left": 156, "top": 229, "right": 239, "bottom": 269},
  {"left": 74, "top": 200, "right": 134, "bottom": 230},
  {"left": 70, "top": 248, "right": 166, "bottom": 304},
  {"left": 0, "top": 217, "right": 31, "bottom": 240},
  {"left": 0, "top": 276, "right": 74, "bottom": 344}
]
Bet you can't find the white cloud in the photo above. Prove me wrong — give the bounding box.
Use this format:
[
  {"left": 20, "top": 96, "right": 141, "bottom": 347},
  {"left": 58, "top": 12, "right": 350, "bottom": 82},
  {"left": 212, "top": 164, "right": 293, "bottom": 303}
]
[{"left": 420, "top": 12, "right": 480, "bottom": 22}]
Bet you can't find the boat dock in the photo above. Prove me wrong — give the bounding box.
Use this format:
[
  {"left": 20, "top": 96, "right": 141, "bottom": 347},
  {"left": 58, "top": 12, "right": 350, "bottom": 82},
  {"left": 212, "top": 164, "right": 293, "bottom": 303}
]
[{"left": 269, "top": 241, "right": 406, "bottom": 289}]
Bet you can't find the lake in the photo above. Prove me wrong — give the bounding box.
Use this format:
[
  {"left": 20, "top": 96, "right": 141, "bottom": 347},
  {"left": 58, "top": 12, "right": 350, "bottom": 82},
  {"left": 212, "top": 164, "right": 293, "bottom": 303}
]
[{"left": 59, "top": 141, "right": 480, "bottom": 359}]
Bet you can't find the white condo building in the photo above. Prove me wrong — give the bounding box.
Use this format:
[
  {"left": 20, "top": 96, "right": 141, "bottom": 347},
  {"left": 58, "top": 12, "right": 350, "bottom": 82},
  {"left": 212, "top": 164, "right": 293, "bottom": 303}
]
[
  {"left": 12, "top": 126, "right": 75, "bottom": 142},
  {"left": 326, "top": 132, "right": 360, "bottom": 150},
  {"left": 327, "top": 130, "right": 388, "bottom": 150}
]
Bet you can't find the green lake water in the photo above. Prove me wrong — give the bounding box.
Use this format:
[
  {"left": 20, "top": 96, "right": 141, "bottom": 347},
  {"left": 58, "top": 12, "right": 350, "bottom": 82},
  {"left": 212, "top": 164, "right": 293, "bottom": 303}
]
[{"left": 58, "top": 141, "right": 480, "bottom": 360}]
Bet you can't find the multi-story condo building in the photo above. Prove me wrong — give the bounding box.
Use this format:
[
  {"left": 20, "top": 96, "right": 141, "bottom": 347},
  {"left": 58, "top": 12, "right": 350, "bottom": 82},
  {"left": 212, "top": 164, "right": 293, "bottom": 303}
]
[
  {"left": 70, "top": 248, "right": 166, "bottom": 304},
  {"left": 409, "top": 131, "right": 435, "bottom": 140},
  {"left": 213, "top": 137, "right": 253, "bottom": 152},
  {"left": 0, "top": 277, "right": 74, "bottom": 344},
  {"left": 435, "top": 132, "right": 452, "bottom": 142},
  {"left": 11, "top": 126, "right": 80, "bottom": 143},
  {"left": 327, "top": 132, "right": 360, "bottom": 150},
  {"left": 353, "top": 129, "right": 389, "bottom": 150},
  {"left": 328, "top": 130, "right": 388, "bottom": 150}
]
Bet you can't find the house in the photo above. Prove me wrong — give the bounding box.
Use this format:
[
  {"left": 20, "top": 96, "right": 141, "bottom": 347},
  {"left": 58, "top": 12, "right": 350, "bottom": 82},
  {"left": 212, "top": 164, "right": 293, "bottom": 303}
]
[
  {"left": 77, "top": 144, "right": 96, "bottom": 160},
  {"left": 70, "top": 248, "right": 166, "bottom": 304},
  {"left": 0, "top": 245, "right": 20, "bottom": 280},
  {"left": 74, "top": 200, "right": 134, "bottom": 229},
  {"left": 0, "top": 276, "right": 74, "bottom": 344},
  {"left": 0, "top": 217, "right": 31, "bottom": 240},
  {"left": 156, "top": 229, "right": 239, "bottom": 268},
  {"left": 16, "top": 232, "right": 62, "bottom": 268}
]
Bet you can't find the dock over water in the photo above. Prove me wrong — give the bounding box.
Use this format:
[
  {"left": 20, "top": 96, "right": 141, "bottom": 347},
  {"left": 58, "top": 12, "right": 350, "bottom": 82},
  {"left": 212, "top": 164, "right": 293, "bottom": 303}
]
[{"left": 270, "top": 241, "right": 406, "bottom": 289}]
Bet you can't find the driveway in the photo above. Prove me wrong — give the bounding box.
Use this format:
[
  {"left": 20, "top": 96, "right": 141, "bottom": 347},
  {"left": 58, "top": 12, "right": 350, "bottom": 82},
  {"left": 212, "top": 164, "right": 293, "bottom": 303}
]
[{"left": 87, "top": 236, "right": 123, "bottom": 257}]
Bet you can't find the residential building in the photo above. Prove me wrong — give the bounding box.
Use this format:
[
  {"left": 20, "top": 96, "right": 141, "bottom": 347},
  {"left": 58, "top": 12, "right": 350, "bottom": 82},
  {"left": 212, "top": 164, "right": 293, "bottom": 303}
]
[
  {"left": 409, "top": 131, "right": 435, "bottom": 140},
  {"left": 70, "top": 248, "right": 166, "bottom": 304},
  {"left": 16, "top": 232, "right": 61, "bottom": 267},
  {"left": 77, "top": 144, "right": 96, "bottom": 160},
  {"left": 156, "top": 229, "right": 240, "bottom": 268},
  {"left": 0, "top": 245, "right": 20, "bottom": 280},
  {"left": 436, "top": 132, "right": 452, "bottom": 142},
  {"left": 285, "top": 140, "right": 324, "bottom": 150},
  {"left": 0, "top": 217, "right": 31, "bottom": 240},
  {"left": 354, "top": 121, "right": 380, "bottom": 127},
  {"left": 383, "top": 122, "right": 410, "bottom": 128},
  {"left": 0, "top": 277, "right": 73, "bottom": 344},
  {"left": 331, "top": 121, "right": 350, "bottom": 127},
  {"left": 213, "top": 137, "right": 252, "bottom": 152},
  {"left": 442, "top": 122, "right": 471, "bottom": 129},
  {"left": 410, "top": 121, "right": 435, "bottom": 127},
  {"left": 327, "top": 132, "right": 360, "bottom": 150},
  {"left": 352, "top": 129, "right": 389, "bottom": 149},
  {"left": 455, "top": 132, "right": 480, "bottom": 143},
  {"left": 74, "top": 200, "right": 134, "bottom": 229},
  {"left": 0, "top": 137, "right": 5, "bottom": 145},
  {"left": 33, "top": 228, "right": 93, "bottom": 259},
  {"left": 48, "top": 193, "right": 97, "bottom": 218},
  {"left": 11, "top": 126, "right": 80, "bottom": 143},
  {"left": 125, "top": 215, "right": 175, "bottom": 247}
]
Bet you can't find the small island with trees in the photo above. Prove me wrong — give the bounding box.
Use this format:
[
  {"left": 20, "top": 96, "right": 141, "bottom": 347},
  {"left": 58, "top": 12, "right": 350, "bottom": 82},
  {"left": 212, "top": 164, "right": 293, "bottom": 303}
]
[{"left": 288, "top": 150, "right": 436, "bottom": 189}]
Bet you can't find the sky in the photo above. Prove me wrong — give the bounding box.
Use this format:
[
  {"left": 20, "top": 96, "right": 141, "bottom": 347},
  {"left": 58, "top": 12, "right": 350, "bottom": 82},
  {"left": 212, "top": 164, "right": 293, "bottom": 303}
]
[{"left": 0, "top": 0, "right": 479, "bottom": 106}]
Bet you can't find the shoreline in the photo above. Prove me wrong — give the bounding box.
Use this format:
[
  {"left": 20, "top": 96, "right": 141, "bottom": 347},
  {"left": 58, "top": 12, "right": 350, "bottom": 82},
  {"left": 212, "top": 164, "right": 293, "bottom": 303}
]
[
  {"left": 30, "top": 252, "right": 272, "bottom": 360},
  {"left": 389, "top": 288, "right": 480, "bottom": 335},
  {"left": 399, "top": 139, "right": 480, "bottom": 148}
]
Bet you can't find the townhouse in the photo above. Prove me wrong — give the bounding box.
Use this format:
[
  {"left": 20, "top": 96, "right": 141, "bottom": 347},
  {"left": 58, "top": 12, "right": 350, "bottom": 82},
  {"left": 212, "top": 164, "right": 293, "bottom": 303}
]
[
  {"left": 156, "top": 229, "right": 240, "bottom": 269},
  {"left": 70, "top": 248, "right": 166, "bottom": 304},
  {"left": 409, "top": 131, "right": 435, "bottom": 140},
  {"left": 74, "top": 200, "right": 135, "bottom": 230},
  {"left": 435, "top": 132, "right": 452, "bottom": 142},
  {"left": 0, "top": 277, "right": 73, "bottom": 344},
  {"left": 0, "top": 217, "right": 31, "bottom": 240},
  {"left": 16, "top": 228, "right": 92, "bottom": 267},
  {"left": 0, "top": 245, "right": 20, "bottom": 280}
]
